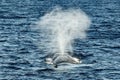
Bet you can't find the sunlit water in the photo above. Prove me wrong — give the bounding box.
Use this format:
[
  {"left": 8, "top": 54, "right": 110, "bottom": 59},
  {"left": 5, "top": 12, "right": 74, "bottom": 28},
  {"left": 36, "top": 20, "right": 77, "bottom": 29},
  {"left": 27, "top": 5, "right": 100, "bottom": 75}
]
[{"left": 0, "top": 0, "right": 120, "bottom": 80}]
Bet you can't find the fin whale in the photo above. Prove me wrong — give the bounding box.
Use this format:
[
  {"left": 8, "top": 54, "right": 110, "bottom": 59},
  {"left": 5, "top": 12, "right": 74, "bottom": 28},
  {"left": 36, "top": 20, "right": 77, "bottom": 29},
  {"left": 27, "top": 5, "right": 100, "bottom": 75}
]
[{"left": 46, "top": 53, "right": 81, "bottom": 68}]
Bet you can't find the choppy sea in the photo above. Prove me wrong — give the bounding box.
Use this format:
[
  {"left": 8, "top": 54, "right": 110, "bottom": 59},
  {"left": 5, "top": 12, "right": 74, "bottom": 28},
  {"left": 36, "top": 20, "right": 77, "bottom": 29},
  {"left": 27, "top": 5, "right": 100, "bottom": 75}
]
[{"left": 0, "top": 0, "right": 120, "bottom": 80}]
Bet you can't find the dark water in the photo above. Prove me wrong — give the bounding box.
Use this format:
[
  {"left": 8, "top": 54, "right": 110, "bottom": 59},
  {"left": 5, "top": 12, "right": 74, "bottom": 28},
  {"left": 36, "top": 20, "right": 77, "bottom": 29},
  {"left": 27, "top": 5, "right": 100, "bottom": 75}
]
[{"left": 0, "top": 0, "right": 120, "bottom": 80}]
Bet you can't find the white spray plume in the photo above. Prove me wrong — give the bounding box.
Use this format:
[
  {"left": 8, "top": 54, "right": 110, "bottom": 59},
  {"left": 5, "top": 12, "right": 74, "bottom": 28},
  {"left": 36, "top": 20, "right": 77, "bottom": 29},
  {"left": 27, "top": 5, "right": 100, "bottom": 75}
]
[{"left": 37, "top": 7, "right": 91, "bottom": 55}]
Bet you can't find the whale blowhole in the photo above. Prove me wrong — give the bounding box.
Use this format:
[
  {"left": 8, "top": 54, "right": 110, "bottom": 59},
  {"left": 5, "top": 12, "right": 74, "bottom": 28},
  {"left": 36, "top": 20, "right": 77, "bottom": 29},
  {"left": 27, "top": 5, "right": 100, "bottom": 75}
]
[{"left": 37, "top": 6, "right": 91, "bottom": 67}]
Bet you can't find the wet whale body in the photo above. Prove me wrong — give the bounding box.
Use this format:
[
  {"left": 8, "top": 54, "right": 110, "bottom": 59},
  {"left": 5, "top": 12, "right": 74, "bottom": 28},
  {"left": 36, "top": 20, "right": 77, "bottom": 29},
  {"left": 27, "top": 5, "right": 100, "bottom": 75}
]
[{"left": 46, "top": 53, "right": 81, "bottom": 68}]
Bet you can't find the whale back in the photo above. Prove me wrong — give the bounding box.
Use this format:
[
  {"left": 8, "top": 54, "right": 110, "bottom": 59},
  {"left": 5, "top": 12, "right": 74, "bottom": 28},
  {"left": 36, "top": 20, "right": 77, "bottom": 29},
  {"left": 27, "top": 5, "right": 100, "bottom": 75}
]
[{"left": 53, "top": 53, "right": 79, "bottom": 65}]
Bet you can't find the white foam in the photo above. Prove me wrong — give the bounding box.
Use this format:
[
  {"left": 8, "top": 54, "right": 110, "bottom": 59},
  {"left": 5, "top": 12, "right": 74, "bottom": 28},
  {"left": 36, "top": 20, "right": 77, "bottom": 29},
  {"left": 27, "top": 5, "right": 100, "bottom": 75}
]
[{"left": 53, "top": 63, "right": 80, "bottom": 71}]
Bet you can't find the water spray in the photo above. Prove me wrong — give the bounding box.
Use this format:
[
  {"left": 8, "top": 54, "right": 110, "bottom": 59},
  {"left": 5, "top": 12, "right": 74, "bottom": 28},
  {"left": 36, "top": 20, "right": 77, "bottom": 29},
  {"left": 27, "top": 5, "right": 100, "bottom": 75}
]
[{"left": 37, "top": 6, "right": 91, "bottom": 67}]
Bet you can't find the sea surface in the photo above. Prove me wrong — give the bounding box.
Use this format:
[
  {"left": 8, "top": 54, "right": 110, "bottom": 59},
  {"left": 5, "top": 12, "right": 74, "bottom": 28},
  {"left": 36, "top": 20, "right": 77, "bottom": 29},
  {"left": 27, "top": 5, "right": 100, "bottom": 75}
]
[{"left": 0, "top": 0, "right": 120, "bottom": 80}]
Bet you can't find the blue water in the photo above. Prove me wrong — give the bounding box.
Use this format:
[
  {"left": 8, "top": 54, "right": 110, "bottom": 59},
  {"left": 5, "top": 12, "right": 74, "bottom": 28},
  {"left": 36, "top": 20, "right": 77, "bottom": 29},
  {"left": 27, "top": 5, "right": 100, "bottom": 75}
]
[{"left": 0, "top": 0, "right": 120, "bottom": 80}]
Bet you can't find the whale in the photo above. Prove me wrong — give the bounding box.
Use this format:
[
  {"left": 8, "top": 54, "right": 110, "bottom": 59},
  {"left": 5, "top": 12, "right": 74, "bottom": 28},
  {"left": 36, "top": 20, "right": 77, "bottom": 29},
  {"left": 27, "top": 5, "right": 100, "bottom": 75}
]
[{"left": 45, "top": 53, "right": 81, "bottom": 68}]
